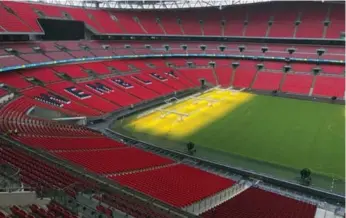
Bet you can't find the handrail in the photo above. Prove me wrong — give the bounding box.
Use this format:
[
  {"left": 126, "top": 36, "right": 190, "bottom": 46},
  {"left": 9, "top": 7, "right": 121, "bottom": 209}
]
[{"left": 0, "top": 53, "right": 344, "bottom": 73}]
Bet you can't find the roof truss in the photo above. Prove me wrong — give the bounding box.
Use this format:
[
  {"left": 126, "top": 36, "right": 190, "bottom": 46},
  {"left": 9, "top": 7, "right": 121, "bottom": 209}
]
[{"left": 25, "top": 0, "right": 273, "bottom": 9}]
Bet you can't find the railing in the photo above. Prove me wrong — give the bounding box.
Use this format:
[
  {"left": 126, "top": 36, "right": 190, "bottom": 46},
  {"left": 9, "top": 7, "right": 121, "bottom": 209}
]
[{"left": 183, "top": 181, "right": 249, "bottom": 215}]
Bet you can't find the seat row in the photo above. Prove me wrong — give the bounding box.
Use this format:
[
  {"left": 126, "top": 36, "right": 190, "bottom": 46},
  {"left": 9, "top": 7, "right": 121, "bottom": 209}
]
[
  {"left": 95, "top": 193, "right": 171, "bottom": 218},
  {"left": 0, "top": 80, "right": 323, "bottom": 217},
  {"left": 1, "top": 58, "right": 344, "bottom": 92},
  {"left": 230, "top": 66, "right": 345, "bottom": 98},
  {"left": 1, "top": 62, "right": 343, "bottom": 116},
  {"left": 0, "top": 41, "right": 344, "bottom": 68},
  {"left": 110, "top": 164, "right": 236, "bottom": 207},
  {"left": 0, "top": 1, "right": 344, "bottom": 39},
  {"left": 23, "top": 86, "right": 103, "bottom": 116},
  {"left": 0, "top": 202, "right": 77, "bottom": 218},
  {"left": 0, "top": 63, "right": 196, "bottom": 116},
  {"left": 0, "top": 145, "right": 93, "bottom": 197},
  {"left": 201, "top": 187, "right": 317, "bottom": 218},
  {"left": 15, "top": 135, "right": 126, "bottom": 151},
  {"left": 0, "top": 96, "right": 102, "bottom": 136},
  {"left": 1, "top": 41, "right": 344, "bottom": 55},
  {"left": 0, "top": 96, "right": 241, "bottom": 210},
  {"left": 0, "top": 142, "right": 173, "bottom": 218},
  {"left": 53, "top": 147, "right": 175, "bottom": 174}
]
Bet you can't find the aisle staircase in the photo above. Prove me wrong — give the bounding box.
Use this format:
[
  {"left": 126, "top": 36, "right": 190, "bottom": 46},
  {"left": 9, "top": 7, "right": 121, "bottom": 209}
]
[{"left": 183, "top": 180, "right": 252, "bottom": 215}]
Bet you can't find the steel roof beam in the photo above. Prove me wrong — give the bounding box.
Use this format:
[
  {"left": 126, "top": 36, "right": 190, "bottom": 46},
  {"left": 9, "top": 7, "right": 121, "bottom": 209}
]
[{"left": 25, "top": 0, "right": 275, "bottom": 9}]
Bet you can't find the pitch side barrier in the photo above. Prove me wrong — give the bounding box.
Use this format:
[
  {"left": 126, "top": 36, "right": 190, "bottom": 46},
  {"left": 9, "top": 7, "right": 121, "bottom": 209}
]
[
  {"left": 104, "top": 129, "right": 345, "bottom": 206},
  {"left": 0, "top": 54, "right": 344, "bottom": 73}
]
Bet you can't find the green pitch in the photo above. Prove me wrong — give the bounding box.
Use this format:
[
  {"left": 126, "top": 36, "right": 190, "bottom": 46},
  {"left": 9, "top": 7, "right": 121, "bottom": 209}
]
[
  {"left": 185, "top": 95, "right": 345, "bottom": 180},
  {"left": 117, "top": 93, "right": 345, "bottom": 185}
]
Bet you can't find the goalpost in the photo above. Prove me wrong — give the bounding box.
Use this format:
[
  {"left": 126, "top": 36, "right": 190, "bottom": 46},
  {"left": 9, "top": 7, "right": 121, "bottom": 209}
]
[
  {"left": 192, "top": 97, "right": 221, "bottom": 107},
  {"left": 157, "top": 109, "right": 189, "bottom": 122}
]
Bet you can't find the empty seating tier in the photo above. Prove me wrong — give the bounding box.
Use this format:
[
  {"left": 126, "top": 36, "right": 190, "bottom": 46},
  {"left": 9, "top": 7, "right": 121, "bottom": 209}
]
[
  {"left": 53, "top": 65, "right": 89, "bottom": 78},
  {"left": 201, "top": 188, "right": 316, "bottom": 218},
  {"left": 79, "top": 79, "right": 141, "bottom": 107},
  {"left": 232, "top": 68, "right": 257, "bottom": 88},
  {"left": 111, "top": 164, "right": 235, "bottom": 207},
  {"left": 252, "top": 72, "right": 283, "bottom": 91},
  {"left": 128, "top": 73, "right": 175, "bottom": 95},
  {"left": 0, "top": 72, "right": 32, "bottom": 89},
  {"left": 320, "top": 65, "right": 345, "bottom": 75},
  {"left": 21, "top": 53, "right": 52, "bottom": 63},
  {"left": 268, "top": 4, "right": 296, "bottom": 38},
  {"left": 0, "top": 96, "right": 101, "bottom": 136},
  {"left": 105, "top": 76, "right": 159, "bottom": 100},
  {"left": 245, "top": 13, "right": 270, "bottom": 37},
  {"left": 23, "top": 86, "right": 102, "bottom": 116},
  {"left": 291, "top": 64, "right": 316, "bottom": 73},
  {"left": 47, "top": 81, "right": 120, "bottom": 113},
  {"left": 326, "top": 6, "right": 345, "bottom": 39},
  {"left": 3, "top": 1, "right": 43, "bottom": 32},
  {"left": 80, "top": 62, "right": 110, "bottom": 74},
  {"left": 281, "top": 74, "right": 313, "bottom": 95},
  {"left": 0, "top": 146, "right": 91, "bottom": 196},
  {"left": 295, "top": 7, "right": 326, "bottom": 38},
  {"left": 313, "top": 76, "right": 345, "bottom": 98},
  {"left": 53, "top": 147, "right": 174, "bottom": 174},
  {"left": 215, "top": 67, "right": 233, "bottom": 88},
  {"left": 0, "top": 41, "right": 345, "bottom": 70},
  {"left": 20, "top": 68, "right": 61, "bottom": 83},
  {"left": 8, "top": 203, "right": 78, "bottom": 218},
  {"left": 45, "top": 51, "right": 73, "bottom": 60},
  {"left": 264, "top": 62, "right": 285, "bottom": 71},
  {"left": 0, "top": 55, "right": 28, "bottom": 68},
  {"left": 178, "top": 69, "right": 217, "bottom": 86},
  {"left": 103, "top": 60, "right": 131, "bottom": 72},
  {"left": 0, "top": 4, "right": 32, "bottom": 32},
  {"left": 145, "top": 71, "right": 191, "bottom": 90},
  {"left": 0, "top": 1, "right": 343, "bottom": 39},
  {"left": 15, "top": 136, "right": 125, "bottom": 151}
]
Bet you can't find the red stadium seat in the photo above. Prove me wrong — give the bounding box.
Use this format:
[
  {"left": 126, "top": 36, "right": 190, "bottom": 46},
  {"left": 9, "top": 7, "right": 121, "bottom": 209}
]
[
  {"left": 281, "top": 74, "right": 313, "bottom": 95},
  {"left": 215, "top": 67, "right": 233, "bottom": 88},
  {"left": 111, "top": 164, "right": 235, "bottom": 207},
  {"left": 54, "top": 147, "right": 174, "bottom": 174},
  {"left": 0, "top": 2, "right": 344, "bottom": 217},
  {"left": 313, "top": 76, "right": 345, "bottom": 98},
  {"left": 252, "top": 71, "right": 283, "bottom": 91},
  {"left": 177, "top": 68, "right": 217, "bottom": 86},
  {"left": 201, "top": 188, "right": 316, "bottom": 218}
]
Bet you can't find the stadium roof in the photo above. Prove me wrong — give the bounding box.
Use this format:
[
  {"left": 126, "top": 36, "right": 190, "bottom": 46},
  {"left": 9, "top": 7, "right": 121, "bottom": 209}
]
[{"left": 25, "top": 0, "right": 274, "bottom": 9}]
